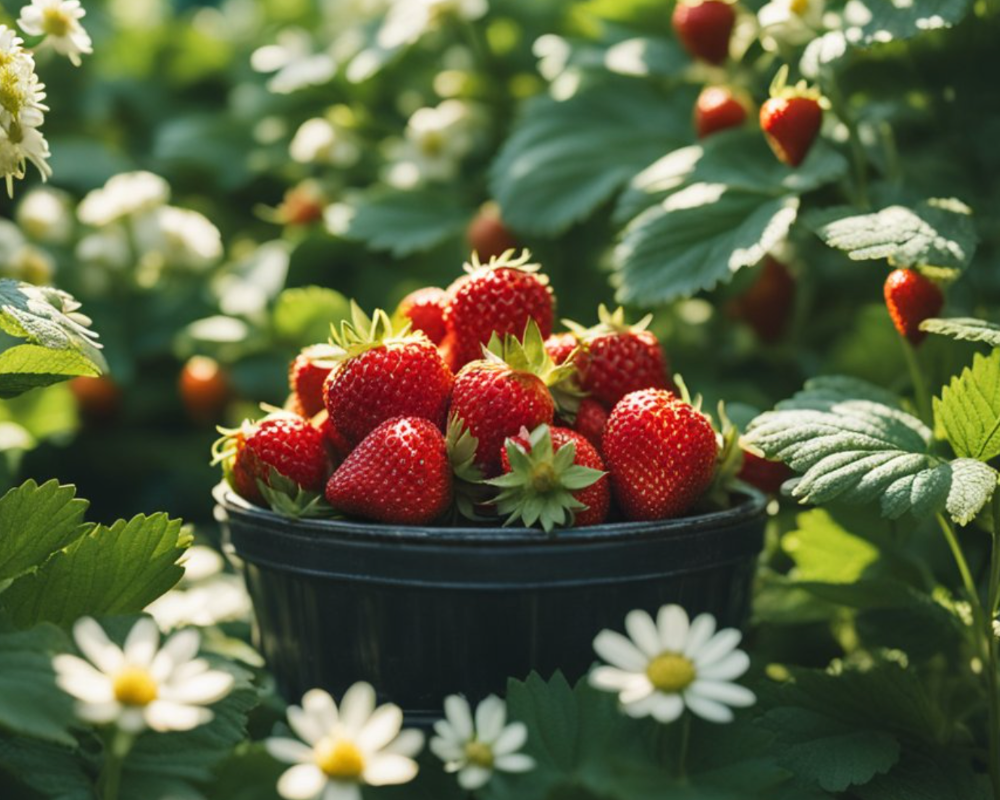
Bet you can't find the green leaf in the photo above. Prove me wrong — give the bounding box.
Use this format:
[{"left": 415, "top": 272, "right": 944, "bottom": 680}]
[
  {"left": 783, "top": 509, "right": 879, "bottom": 583},
  {"left": 921, "top": 317, "right": 1000, "bottom": 348},
  {"left": 0, "top": 344, "right": 102, "bottom": 397},
  {"left": 758, "top": 707, "right": 900, "bottom": 793},
  {"left": 1, "top": 514, "right": 191, "bottom": 628},
  {"left": 535, "top": 31, "right": 688, "bottom": 82},
  {"left": 807, "top": 199, "right": 977, "bottom": 271},
  {"left": 0, "top": 480, "right": 89, "bottom": 583},
  {"left": 490, "top": 81, "right": 694, "bottom": 236},
  {"left": 854, "top": 751, "right": 991, "bottom": 800},
  {"left": 205, "top": 743, "right": 290, "bottom": 800},
  {"left": 944, "top": 458, "right": 998, "bottom": 525},
  {"left": 0, "top": 624, "right": 75, "bottom": 746},
  {"left": 936, "top": 350, "right": 1000, "bottom": 461},
  {"left": 843, "top": 0, "right": 974, "bottom": 46},
  {"left": 746, "top": 376, "right": 988, "bottom": 524},
  {"left": 335, "top": 188, "right": 470, "bottom": 257},
  {"left": 0, "top": 734, "right": 93, "bottom": 800},
  {"left": 272, "top": 286, "right": 351, "bottom": 348}
]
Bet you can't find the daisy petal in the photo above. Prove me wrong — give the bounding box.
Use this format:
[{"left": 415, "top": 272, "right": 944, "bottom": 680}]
[
  {"left": 492, "top": 721, "right": 527, "bottom": 756},
  {"left": 458, "top": 764, "right": 492, "bottom": 790},
  {"left": 684, "top": 692, "right": 734, "bottom": 724},
  {"left": 363, "top": 753, "right": 418, "bottom": 786},
  {"left": 75, "top": 700, "right": 121, "bottom": 725},
  {"left": 475, "top": 695, "right": 506, "bottom": 744},
  {"left": 161, "top": 670, "right": 233, "bottom": 705},
  {"left": 357, "top": 703, "right": 403, "bottom": 753},
  {"left": 625, "top": 610, "right": 661, "bottom": 658},
  {"left": 122, "top": 618, "right": 160, "bottom": 668},
  {"left": 322, "top": 784, "right": 360, "bottom": 800},
  {"left": 495, "top": 753, "right": 535, "bottom": 773},
  {"left": 589, "top": 666, "right": 638, "bottom": 692},
  {"left": 432, "top": 718, "right": 462, "bottom": 745},
  {"left": 621, "top": 693, "right": 660, "bottom": 719},
  {"left": 266, "top": 737, "right": 313, "bottom": 764},
  {"left": 151, "top": 629, "right": 200, "bottom": 680},
  {"left": 289, "top": 705, "right": 325, "bottom": 746},
  {"left": 73, "top": 617, "right": 123, "bottom": 674},
  {"left": 117, "top": 707, "right": 148, "bottom": 733},
  {"left": 656, "top": 605, "right": 690, "bottom": 652},
  {"left": 684, "top": 613, "right": 718, "bottom": 658},
  {"left": 689, "top": 680, "right": 756, "bottom": 708},
  {"left": 384, "top": 728, "right": 424, "bottom": 758},
  {"left": 53, "top": 655, "right": 114, "bottom": 703},
  {"left": 693, "top": 629, "right": 742, "bottom": 669},
  {"left": 339, "top": 683, "right": 376, "bottom": 735},
  {"left": 145, "top": 700, "right": 212, "bottom": 732},
  {"left": 429, "top": 736, "right": 464, "bottom": 763},
  {"left": 277, "top": 763, "right": 327, "bottom": 800},
  {"left": 698, "top": 650, "right": 750, "bottom": 682},
  {"left": 443, "top": 695, "right": 474, "bottom": 741},
  {"left": 650, "top": 694, "right": 684, "bottom": 724},
  {"left": 302, "top": 689, "right": 339, "bottom": 736},
  {"left": 618, "top": 677, "right": 655, "bottom": 705},
  {"left": 593, "top": 629, "right": 648, "bottom": 672}
]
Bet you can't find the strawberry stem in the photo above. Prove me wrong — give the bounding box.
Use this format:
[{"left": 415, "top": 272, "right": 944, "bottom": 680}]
[
  {"left": 899, "top": 335, "right": 932, "bottom": 425},
  {"left": 826, "top": 79, "right": 869, "bottom": 209}
]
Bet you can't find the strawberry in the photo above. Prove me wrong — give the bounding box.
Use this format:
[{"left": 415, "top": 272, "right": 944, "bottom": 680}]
[
  {"left": 443, "top": 249, "right": 554, "bottom": 370},
  {"left": 544, "top": 332, "right": 578, "bottom": 366},
  {"left": 727, "top": 256, "right": 796, "bottom": 343},
  {"left": 449, "top": 321, "right": 574, "bottom": 478},
  {"left": 565, "top": 305, "right": 669, "bottom": 409},
  {"left": 574, "top": 398, "right": 609, "bottom": 455},
  {"left": 325, "top": 416, "right": 452, "bottom": 525},
  {"left": 760, "top": 67, "right": 825, "bottom": 167},
  {"left": 738, "top": 450, "right": 792, "bottom": 495},
  {"left": 493, "top": 424, "right": 610, "bottom": 531},
  {"left": 672, "top": 0, "right": 735, "bottom": 65},
  {"left": 695, "top": 86, "right": 748, "bottom": 139},
  {"left": 214, "top": 411, "right": 331, "bottom": 513},
  {"left": 396, "top": 287, "right": 448, "bottom": 345},
  {"left": 883, "top": 268, "right": 943, "bottom": 346},
  {"left": 289, "top": 344, "right": 339, "bottom": 418},
  {"left": 276, "top": 182, "right": 325, "bottom": 226},
  {"left": 323, "top": 304, "right": 454, "bottom": 446},
  {"left": 311, "top": 409, "right": 353, "bottom": 465},
  {"left": 467, "top": 203, "right": 519, "bottom": 262},
  {"left": 603, "top": 389, "right": 718, "bottom": 520},
  {"left": 179, "top": 356, "right": 232, "bottom": 425}
]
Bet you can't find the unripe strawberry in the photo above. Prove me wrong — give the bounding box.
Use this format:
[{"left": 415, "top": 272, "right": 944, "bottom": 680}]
[
  {"left": 289, "top": 345, "right": 339, "bottom": 418},
  {"left": 695, "top": 86, "right": 749, "bottom": 139},
  {"left": 179, "top": 356, "right": 232, "bottom": 425},
  {"left": 883, "top": 269, "right": 943, "bottom": 346},
  {"left": 604, "top": 389, "right": 718, "bottom": 520},
  {"left": 325, "top": 417, "right": 452, "bottom": 525},
  {"left": 443, "top": 249, "right": 554, "bottom": 370},
  {"left": 727, "top": 256, "right": 796, "bottom": 343},
  {"left": 396, "top": 287, "right": 448, "bottom": 345},
  {"left": 672, "top": 0, "right": 735, "bottom": 65},
  {"left": 467, "top": 203, "right": 519, "bottom": 262}
]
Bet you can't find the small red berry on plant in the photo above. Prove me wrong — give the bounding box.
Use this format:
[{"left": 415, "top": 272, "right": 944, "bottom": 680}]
[
  {"left": 179, "top": 356, "right": 232, "bottom": 425},
  {"left": 695, "top": 86, "right": 749, "bottom": 139},
  {"left": 672, "top": 0, "right": 736, "bottom": 65},
  {"left": 760, "top": 66, "right": 825, "bottom": 167},
  {"left": 727, "top": 256, "right": 796, "bottom": 343},
  {"left": 467, "top": 203, "right": 519, "bottom": 262},
  {"left": 737, "top": 450, "right": 792, "bottom": 495},
  {"left": 883, "top": 268, "right": 944, "bottom": 346}
]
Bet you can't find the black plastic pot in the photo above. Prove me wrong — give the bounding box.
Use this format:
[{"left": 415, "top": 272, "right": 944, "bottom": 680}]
[{"left": 216, "top": 484, "right": 767, "bottom": 723}]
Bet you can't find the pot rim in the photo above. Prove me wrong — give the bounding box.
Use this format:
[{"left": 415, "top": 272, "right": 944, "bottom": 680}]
[{"left": 213, "top": 482, "right": 768, "bottom": 546}]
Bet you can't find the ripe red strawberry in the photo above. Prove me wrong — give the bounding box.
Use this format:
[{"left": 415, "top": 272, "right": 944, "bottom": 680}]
[
  {"left": 443, "top": 249, "right": 555, "bottom": 370},
  {"left": 544, "top": 332, "right": 578, "bottom": 366},
  {"left": 289, "top": 345, "right": 339, "bottom": 418},
  {"left": 695, "top": 86, "right": 748, "bottom": 139},
  {"left": 566, "top": 305, "right": 669, "bottom": 409},
  {"left": 214, "top": 412, "right": 331, "bottom": 509},
  {"left": 672, "top": 0, "right": 735, "bottom": 65},
  {"left": 738, "top": 450, "right": 792, "bottom": 495},
  {"left": 323, "top": 304, "right": 454, "bottom": 446},
  {"left": 494, "top": 425, "right": 610, "bottom": 530},
  {"left": 727, "top": 256, "right": 796, "bottom": 343},
  {"left": 70, "top": 375, "right": 122, "bottom": 426},
  {"left": 396, "top": 287, "right": 448, "bottom": 345},
  {"left": 310, "top": 409, "right": 353, "bottom": 465},
  {"left": 467, "top": 203, "right": 519, "bottom": 262},
  {"left": 180, "top": 356, "right": 231, "bottom": 425},
  {"left": 325, "top": 417, "right": 452, "bottom": 525},
  {"left": 603, "top": 389, "right": 718, "bottom": 520},
  {"left": 760, "top": 69, "right": 824, "bottom": 167},
  {"left": 574, "top": 398, "right": 609, "bottom": 455},
  {"left": 884, "top": 268, "right": 943, "bottom": 346},
  {"left": 449, "top": 322, "right": 573, "bottom": 477}
]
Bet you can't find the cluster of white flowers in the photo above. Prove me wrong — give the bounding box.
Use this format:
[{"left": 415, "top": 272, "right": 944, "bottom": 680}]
[
  {"left": 75, "top": 171, "right": 223, "bottom": 285},
  {"left": 147, "top": 545, "right": 252, "bottom": 631},
  {"left": 290, "top": 117, "right": 361, "bottom": 168},
  {"left": 378, "top": 0, "right": 488, "bottom": 50},
  {"left": 383, "top": 99, "right": 479, "bottom": 189},
  {"left": 757, "top": 0, "right": 826, "bottom": 53}
]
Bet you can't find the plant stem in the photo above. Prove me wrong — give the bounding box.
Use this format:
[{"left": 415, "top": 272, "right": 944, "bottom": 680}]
[
  {"left": 676, "top": 713, "right": 692, "bottom": 782},
  {"left": 826, "top": 80, "right": 869, "bottom": 209},
  {"left": 900, "top": 336, "right": 933, "bottom": 426},
  {"left": 97, "top": 728, "right": 133, "bottom": 800}
]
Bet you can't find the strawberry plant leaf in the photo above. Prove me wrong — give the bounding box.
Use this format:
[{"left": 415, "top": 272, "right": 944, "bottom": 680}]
[
  {"left": 1, "top": 514, "right": 191, "bottom": 628},
  {"left": 921, "top": 317, "right": 1000, "bottom": 348},
  {"left": 0, "top": 625, "right": 75, "bottom": 746},
  {"left": 0, "top": 734, "right": 91, "bottom": 799},
  {"left": 535, "top": 31, "right": 688, "bottom": 82},
  {"left": 272, "top": 286, "right": 351, "bottom": 348},
  {"left": 0, "top": 479, "right": 89, "bottom": 584},
  {"left": 807, "top": 198, "right": 978, "bottom": 272},
  {"left": 333, "top": 187, "right": 470, "bottom": 257},
  {"left": 783, "top": 509, "right": 880, "bottom": 584},
  {"left": 490, "top": 80, "right": 694, "bottom": 236},
  {"left": 845, "top": 0, "right": 974, "bottom": 46},
  {"left": 0, "top": 344, "right": 102, "bottom": 399},
  {"left": 745, "top": 376, "right": 995, "bottom": 524},
  {"left": 935, "top": 350, "right": 1000, "bottom": 461}
]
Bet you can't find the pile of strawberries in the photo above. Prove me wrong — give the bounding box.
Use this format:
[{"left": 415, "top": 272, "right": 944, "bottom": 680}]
[{"left": 214, "top": 250, "right": 742, "bottom": 532}]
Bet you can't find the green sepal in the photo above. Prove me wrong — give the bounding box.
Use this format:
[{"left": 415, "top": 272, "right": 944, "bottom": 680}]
[
  {"left": 257, "top": 468, "right": 338, "bottom": 520},
  {"left": 486, "top": 424, "right": 605, "bottom": 534},
  {"left": 563, "top": 303, "right": 654, "bottom": 342},
  {"left": 464, "top": 247, "right": 543, "bottom": 277},
  {"left": 705, "top": 401, "right": 744, "bottom": 507},
  {"left": 328, "top": 301, "right": 427, "bottom": 360},
  {"left": 446, "top": 416, "right": 493, "bottom": 522}
]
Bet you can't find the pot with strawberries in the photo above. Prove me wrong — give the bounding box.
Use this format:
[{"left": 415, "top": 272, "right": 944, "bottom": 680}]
[{"left": 214, "top": 249, "right": 769, "bottom": 722}]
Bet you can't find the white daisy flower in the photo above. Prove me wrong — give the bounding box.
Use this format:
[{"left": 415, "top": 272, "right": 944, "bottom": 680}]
[
  {"left": 0, "top": 123, "right": 51, "bottom": 197},
  {"left": 378, "top": 0, "right": 488, "bottom": 50},
  {"left": 758, "top": 0, "right": 825, "bottom": 52},
  {"left": 0, "top": 26, "right": 49, "bottom": 129},
  {"left": 430, "top": 695, "right": 536, "bottom": 790},
  {"left": 266, "top": 683, "right": 424, "bottom": 800},
  {"left": 133, "top": 205, "right": 224, "bottom": 271},
  {"left": 290, "top": 118, "right": 360, "bottom": 167},
  {"left": 53, "top": 617, "right": 235, "bottom": 734},
  {"left": 589, "top": 605, "right": 756, "bottom": 724},
  {"left": 16, "top": 186, "right": 74, "bottom": 244},
  {"left": 17, "top": 0, "right": 93, "bottom": 67},
  {"left": 78, "top": 171, "right": 170, "bottom": 227},
  {"left": 383, "top": 100, "right": 476, "bottom": 188}
]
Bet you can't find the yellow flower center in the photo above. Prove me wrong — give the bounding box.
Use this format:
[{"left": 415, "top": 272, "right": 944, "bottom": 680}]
[
  {"left": 42, "top": 8, "right": 73, "bottom": 37},
  {"left": 0, "top": 66, "right": 26, "bottom": 118},
  {"left": 315, "top": 738, "right": 365, "bottom": 780},
  {"left": 646, "top": 653, "right": 697, "bottom": 693},
  {"left": 464, "top": 740, "right": 494, "bottom": 769},
  {"left": 112, "top": 666, "right": 159, "bottom": 706},
  {"left": 420, "top": 130, "right": 446, "bottom": 157},
  {"left": 789, "top": 0, "right": 810, "bottom": 16}
]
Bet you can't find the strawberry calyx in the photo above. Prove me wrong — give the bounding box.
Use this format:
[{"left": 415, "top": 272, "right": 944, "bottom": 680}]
[
  {"left": 703, "top": 401, "right": 746, "bottom": 506},
  {"left": 487, "top": 424, "right": 606, "bottom": 534},
  {"left": 296, "top": 342, "right": 343, "bottom": 370},
  {"left": 462, "top": 247, "right": 545, "bottom": 278},
  {"left": 446, "top": 416, "right": 491, "bottom": 521},
  {"left": 767, "top": 64, "right": 830, "bottom": 108},
  {"left": 258, "top": 467, "right": 337, "bottom": 520},
  {"left": 563, "top": 304, "right": 654, "bottom": 343},
  {"left": 329, "top": 301, "right": 430, "bottom": 360}
]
